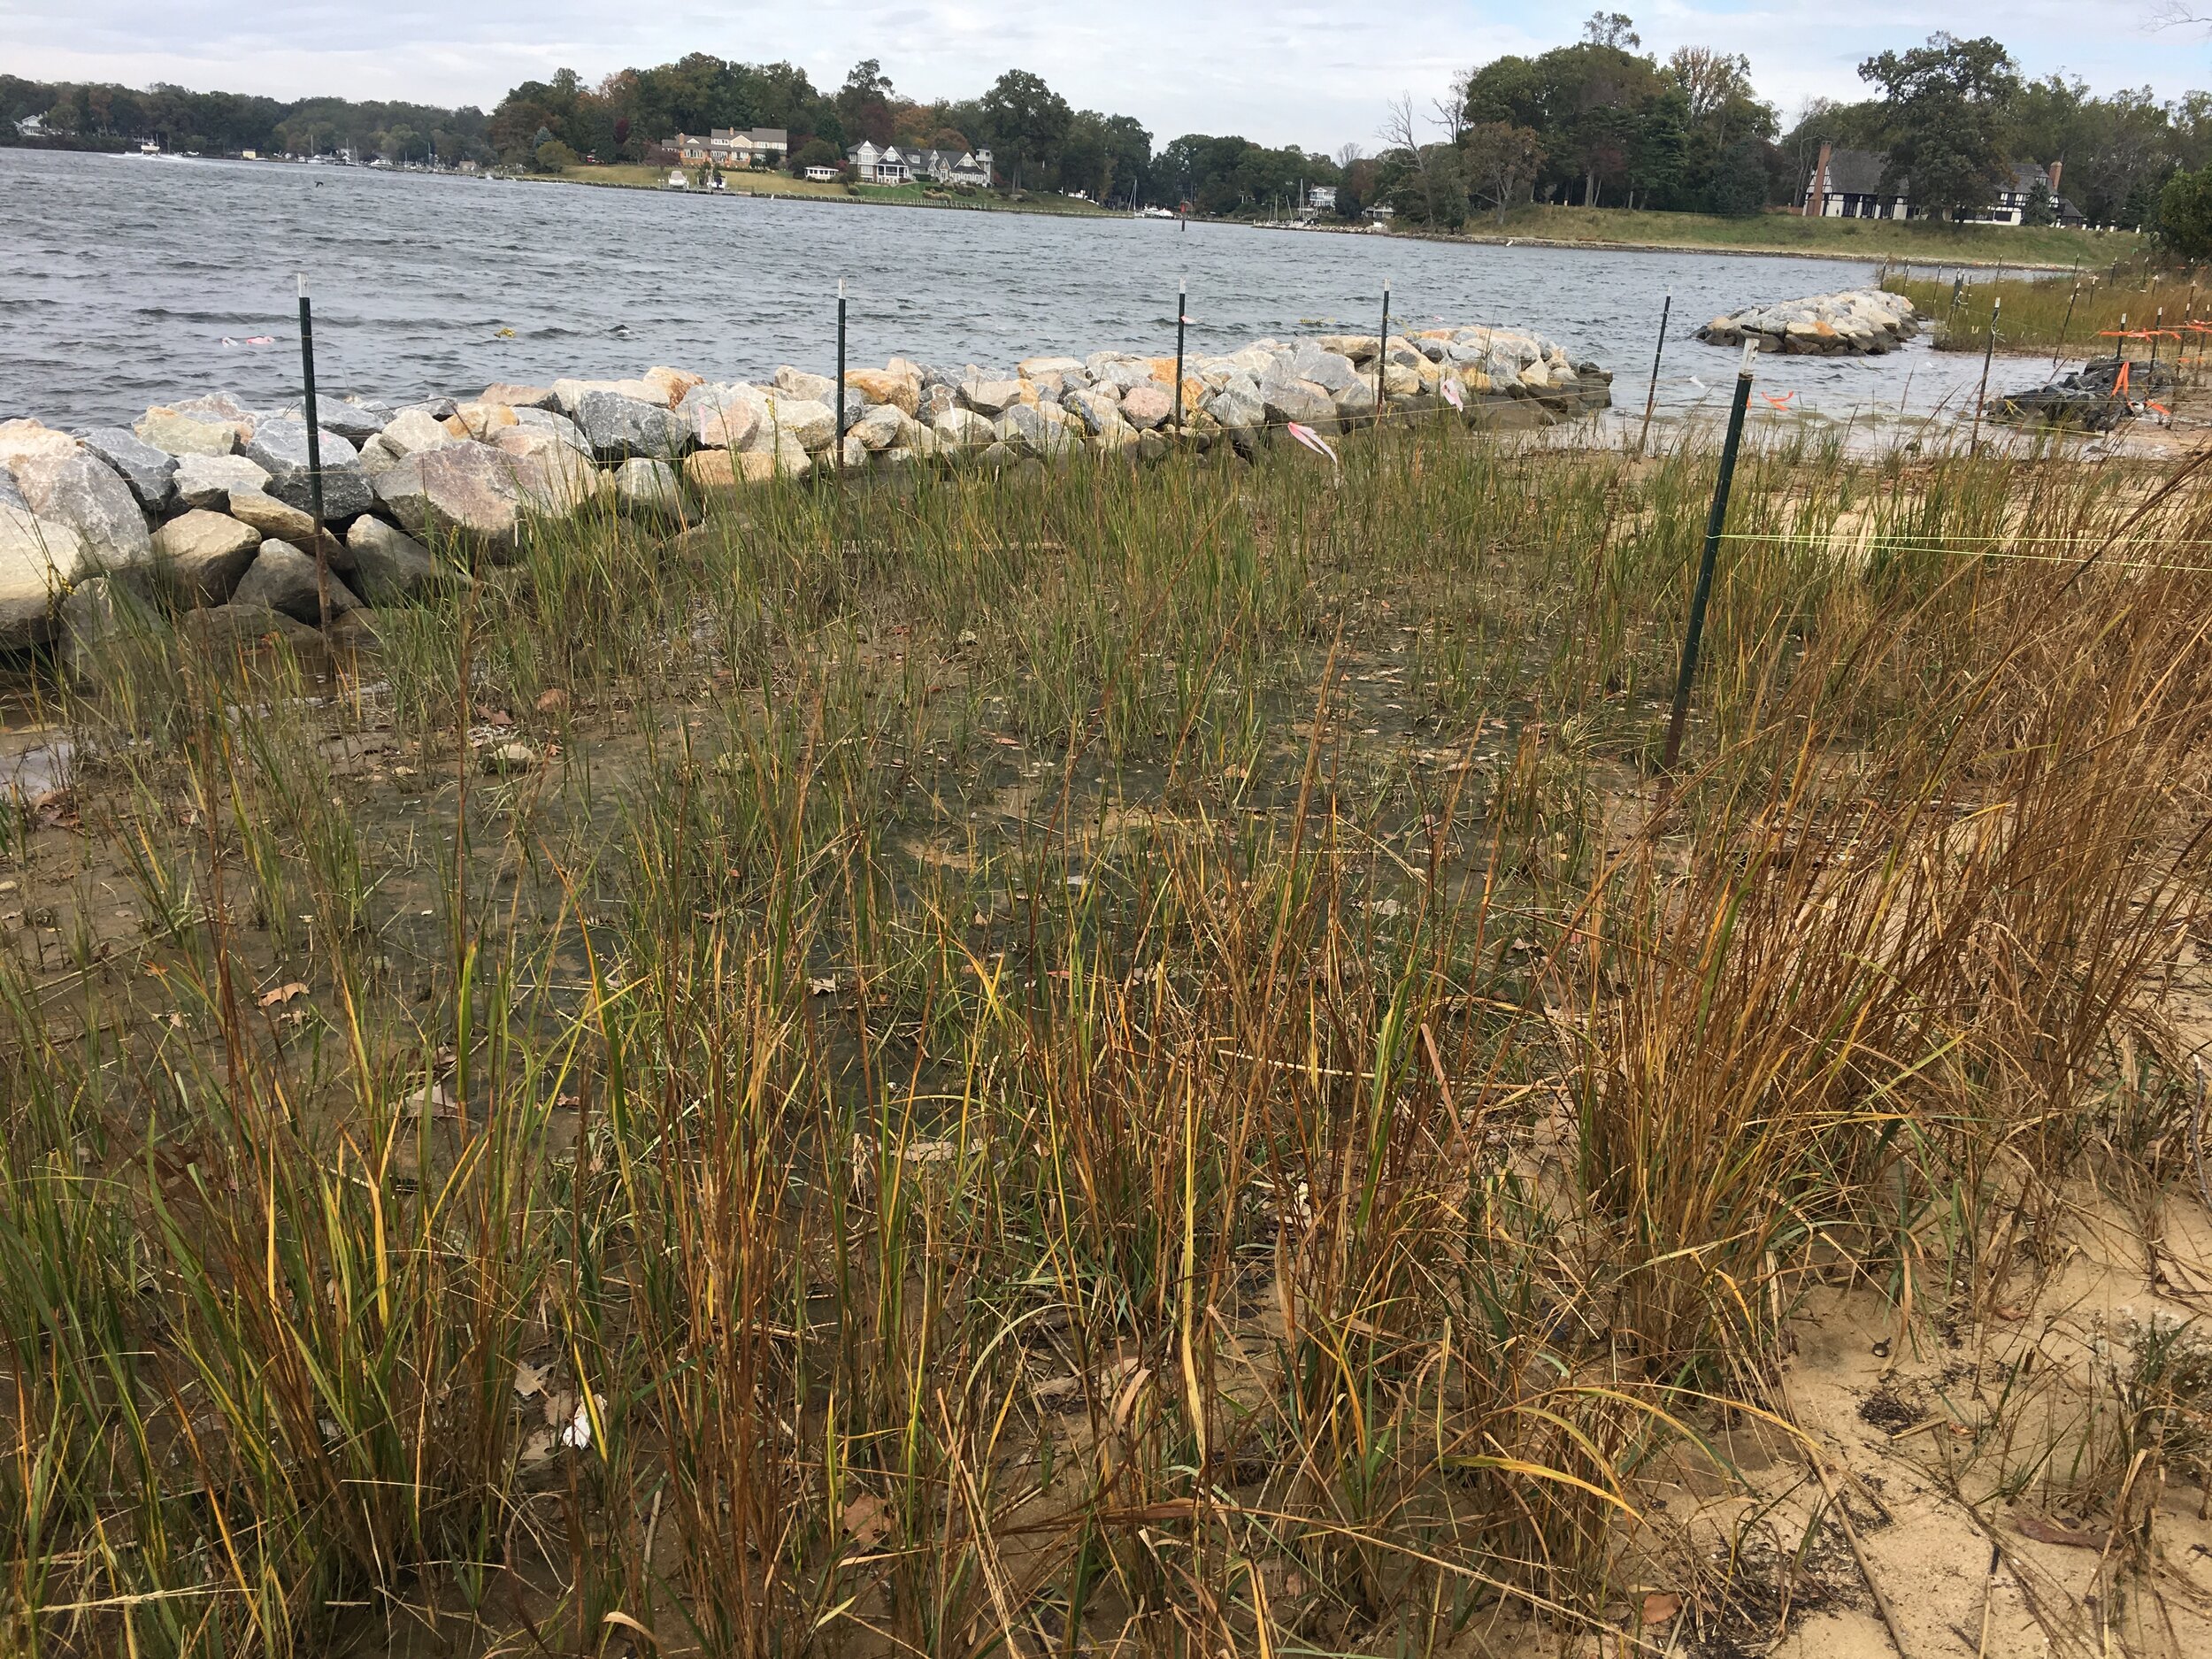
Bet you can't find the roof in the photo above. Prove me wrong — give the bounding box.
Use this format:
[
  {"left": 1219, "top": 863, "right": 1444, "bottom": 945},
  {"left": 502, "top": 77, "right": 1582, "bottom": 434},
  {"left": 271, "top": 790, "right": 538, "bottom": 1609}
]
[{"left": 1816, "top": 148, "right": 1900, "bottom": 197}]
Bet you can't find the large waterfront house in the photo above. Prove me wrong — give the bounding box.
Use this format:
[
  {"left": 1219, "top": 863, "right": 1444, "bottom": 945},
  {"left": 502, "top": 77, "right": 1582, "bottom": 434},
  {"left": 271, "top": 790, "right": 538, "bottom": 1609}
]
[
  {"left": 1799, "top": 144, "right": 2084, "bottom": 227},
  {"left": 672, "top": 128, "right": 790, "bottom": 170},
  {"left": 847, "top": 141, "right": 994, "bottom": 188}
]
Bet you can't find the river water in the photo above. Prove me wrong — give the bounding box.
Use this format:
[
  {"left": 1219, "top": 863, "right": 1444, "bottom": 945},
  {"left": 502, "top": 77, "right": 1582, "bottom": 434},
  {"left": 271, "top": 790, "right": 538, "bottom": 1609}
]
[{"left": 4, "top": 146, "right": 2004, "bottom": 432}]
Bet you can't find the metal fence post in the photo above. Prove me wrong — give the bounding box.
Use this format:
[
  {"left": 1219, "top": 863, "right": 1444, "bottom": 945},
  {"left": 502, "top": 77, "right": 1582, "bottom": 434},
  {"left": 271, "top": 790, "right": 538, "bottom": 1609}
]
[
  {"left": 835, "top": 278, "right": 848, "bottom": 479},
  {"left": 1636, "top": 292, "right": 1671, "bottom": 457},
  {"left": 1661, "top": 340, "right": 1755, "bottom": 772},
  {"left": 296, "top": 274, "right": 332, "bottom": 632},
  {"left": 1970, "top": 296, "right": 2001, "bottom": 451},
  {"left": 1174, "top": 276, "right": 1187, "bottom": 439},
  {"left": 1375, "top": 278, "right": 1391, "bottom": 415}
]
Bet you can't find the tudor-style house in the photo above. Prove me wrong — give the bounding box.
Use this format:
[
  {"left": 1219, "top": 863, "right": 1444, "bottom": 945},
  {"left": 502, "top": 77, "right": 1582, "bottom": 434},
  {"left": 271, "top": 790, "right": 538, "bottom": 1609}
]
[{"left": 672, "top": 128, "right": 790, "bottom": 170}]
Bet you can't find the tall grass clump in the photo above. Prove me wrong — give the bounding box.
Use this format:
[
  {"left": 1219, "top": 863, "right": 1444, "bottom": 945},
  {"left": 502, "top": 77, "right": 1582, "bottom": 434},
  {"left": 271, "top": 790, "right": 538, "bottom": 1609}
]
[{"left": 3, "top": 418, "right": 2208, "bottom": 1655}]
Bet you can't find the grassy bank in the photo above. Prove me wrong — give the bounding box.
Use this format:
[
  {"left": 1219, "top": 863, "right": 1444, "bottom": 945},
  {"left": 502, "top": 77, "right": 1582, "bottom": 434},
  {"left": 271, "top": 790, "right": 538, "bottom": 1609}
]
[
  {"left": 5, "top": 424, "right": 2212, "bottom": 1656},
  {"left": 1886, "top": 265, "right": 2212, "bottom": 356},
  {"left": 1455, "top": 203, "right": 2141, "bottom": 269},
  {"left": 531, "top": 163, "right": 1113, "bottom": 215}
]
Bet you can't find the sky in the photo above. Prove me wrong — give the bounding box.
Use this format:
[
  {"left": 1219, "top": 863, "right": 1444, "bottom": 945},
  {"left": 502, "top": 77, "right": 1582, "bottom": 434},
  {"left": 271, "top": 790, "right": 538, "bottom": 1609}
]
[{"left": 3, "top": 1, "right": 2208, "bottom": 150}]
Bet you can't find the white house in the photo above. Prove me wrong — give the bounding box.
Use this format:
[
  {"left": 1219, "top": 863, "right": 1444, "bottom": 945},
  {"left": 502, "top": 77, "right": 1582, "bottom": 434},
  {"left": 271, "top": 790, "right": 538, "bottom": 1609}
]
[
  {"left": 672, "top": 127, "right": 789, "bottom": 170},
  {"left": 1801, "top": 144, "right": 2084, "bottom": 227},
  {"left": 848, "top": 142, "right": 992, "bottom": 187}
]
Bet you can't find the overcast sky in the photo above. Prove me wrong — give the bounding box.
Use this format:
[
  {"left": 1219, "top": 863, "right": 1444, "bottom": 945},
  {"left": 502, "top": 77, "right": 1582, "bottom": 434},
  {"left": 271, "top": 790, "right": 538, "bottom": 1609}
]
[{"left": 4, "top": 2, "right": 2207, "bottom": 150}]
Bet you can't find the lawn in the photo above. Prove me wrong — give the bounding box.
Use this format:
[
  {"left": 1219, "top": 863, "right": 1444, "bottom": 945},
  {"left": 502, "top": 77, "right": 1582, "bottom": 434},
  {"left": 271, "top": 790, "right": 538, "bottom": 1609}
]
[
  {"left": 532, "top": 163, "right": 1113, "bottom": 216},
  {"left": 1458, "top": 203, "right": 2144, "bottom": 269},
  {"left": 6, "top": 419, "right": 2212, "bottom": 1656}
]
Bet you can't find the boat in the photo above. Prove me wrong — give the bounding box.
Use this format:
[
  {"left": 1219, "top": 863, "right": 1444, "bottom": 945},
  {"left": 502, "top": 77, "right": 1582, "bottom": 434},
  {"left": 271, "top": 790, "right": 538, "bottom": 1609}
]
[{"left": 667, "top": 170, "right": 687, "bottom": 189}]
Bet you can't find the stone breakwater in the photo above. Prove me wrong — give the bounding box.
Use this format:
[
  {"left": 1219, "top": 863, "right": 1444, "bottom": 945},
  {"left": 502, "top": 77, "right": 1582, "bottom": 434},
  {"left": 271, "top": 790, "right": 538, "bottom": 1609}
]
[
  {"left": 0, "top": 324, "right": 1610, "bottom": 659},
  {"left": 1694, "top": 290, "right": 1919, "bottom": 356}
]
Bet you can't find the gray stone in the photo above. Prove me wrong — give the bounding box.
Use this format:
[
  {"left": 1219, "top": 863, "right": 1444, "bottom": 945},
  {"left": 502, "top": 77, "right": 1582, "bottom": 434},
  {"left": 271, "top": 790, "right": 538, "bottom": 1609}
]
[
  {"left": 78, "top": 427, "right": 177, "bottom": 511},
  {"left": 572, "top": 390, "right": 684, "bottom": 464},
  {"left": 227, "top": 488, "right": 319, "bottom": 544},
  {"left": 763, "top": 397, "right": 837, "bottom": 452},
  {"left": 10, "top": 450, "right": 152, "bottom": 568},
  {"left": 373, "top": 444, "right": 527, "bottom": 550},
  {"left": 1062, "top": 388, "right": 1125, "bottom": 436},
  {"left": 481, "top": 382, "right": 559, "bottom": 411},
  {"left": 1261, "top": 379, "right": 1339, "bottom": 434},
  {"left": 1330, "top": 380, "right": 1378, "bottom": 424},
  {"left": 245, "top": 419, "right": 374, "bottom": 521},
  {"left": 611, "top": 457, "right": 685, "bottom": 518},
  {"left": 1204, "top": 388, "right": 1265, "bottom": 431},
  {"left": 677, "top": 384, "right": 764, "bottom": 450},
  {"left": 0, "top": 470, "right": 23, "bottom": 511},
  {"left": 319, "top": 398, "right": 396, "bottom": 446},
  {"left": 959, "top": 379, "right": 1025, "bottom": 417},
  {"left": 231, "top": 540, "right": 360, "bottom": 626},
  {"left": 346, "top": 516, "right": 454, "bottom": 604},
  {"left": 380, "top": 408, "right": 464, "bottom": 457},
  {"left": 933, "top": 409, "right": 995, "bottom": 450},
  {"left": 0, "top": 505, "right": 92, "bottom": 649},
  {"left": 850, "top": 403, "right": 904, "bottom": 452},
  {"left": 173, "top": 452, "right": 272, "bottom": 510},
  {"left": 151, "top": 509, "right": 261, "bottom": 606},
  {"left": 1290, "top": 343, "right": 1362, "bottom": 395}
]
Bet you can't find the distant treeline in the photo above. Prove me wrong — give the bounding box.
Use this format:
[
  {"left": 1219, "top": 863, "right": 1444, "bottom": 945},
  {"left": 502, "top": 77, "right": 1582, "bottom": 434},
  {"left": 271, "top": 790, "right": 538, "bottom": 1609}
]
[
  {"left": 0, "top": 74, "right": 493, "bottom": 165},
  {"left": 9, "top": 14, "right": 2211, "bottom": 231}
]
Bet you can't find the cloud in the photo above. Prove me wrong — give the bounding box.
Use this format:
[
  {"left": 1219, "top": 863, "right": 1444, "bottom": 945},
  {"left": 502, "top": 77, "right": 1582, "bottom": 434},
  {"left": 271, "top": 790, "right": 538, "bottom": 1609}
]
[{"left": 3, "top": 1, "right": 2204, "bottom": 149}]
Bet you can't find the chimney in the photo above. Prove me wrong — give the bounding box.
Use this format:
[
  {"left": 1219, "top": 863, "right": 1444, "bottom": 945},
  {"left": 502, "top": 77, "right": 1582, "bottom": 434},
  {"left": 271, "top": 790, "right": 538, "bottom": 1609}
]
[
  {"left": 2047, "top": 158, "right": 2062, "bottom": 197},
  {"left": 1806, "top": 142, "right": 1832, "bottom": 218}
]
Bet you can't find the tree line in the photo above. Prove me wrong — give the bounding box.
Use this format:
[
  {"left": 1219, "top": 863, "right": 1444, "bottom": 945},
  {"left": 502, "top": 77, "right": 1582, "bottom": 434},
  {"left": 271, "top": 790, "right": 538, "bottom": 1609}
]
[{"left": 9, "top": 19, "right": 2210, "bottom": 236}]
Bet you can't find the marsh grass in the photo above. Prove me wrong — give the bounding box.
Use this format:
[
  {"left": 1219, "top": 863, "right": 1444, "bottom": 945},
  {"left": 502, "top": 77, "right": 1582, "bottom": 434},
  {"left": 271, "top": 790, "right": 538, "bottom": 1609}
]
[
  {"left": 4, "top": 419, "right": 2211, "bottom": 1656},
  {"left": 1887, "top": 264, "right": 2212, "bottom": 357}
]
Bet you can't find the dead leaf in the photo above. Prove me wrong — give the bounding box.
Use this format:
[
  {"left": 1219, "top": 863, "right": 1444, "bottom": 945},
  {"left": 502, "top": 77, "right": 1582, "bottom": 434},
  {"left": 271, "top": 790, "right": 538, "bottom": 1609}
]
[
  {"left": 257, "top": 981, "right": 309, "bottom": 1008},
  {"left": 534, "top": 687, "right": 569, "bottom": 714},
  {"left": 517, "top": 1427, "right": 558, "bottom": 1470},
  {"left": 1640, "top": 1592, "right": 1682, "bottom": 1626},
  {"left": 513, "top": 1360, "right": 549, "bottom": 1401},
  {"left": 808, "top": 976, "right": 839, "bottom": 995},
  {"left": 2015, "top": 1511, "right": 2107, "bottom": 1550},
  {"left": 842, "top": 1492, "right": 892, "bottom": 1548},
  {"left": 482, "top": 709, "right": 514, "bottom": 728}
]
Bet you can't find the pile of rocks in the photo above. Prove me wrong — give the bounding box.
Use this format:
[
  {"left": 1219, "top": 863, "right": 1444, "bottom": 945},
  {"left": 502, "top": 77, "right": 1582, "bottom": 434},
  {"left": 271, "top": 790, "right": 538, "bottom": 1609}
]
[
  {"left": 0, "top": 323, "right": 1609, "bottom": 658},
  {"left": 1694, "top": 290, "right": 1919, "bottom": 356}
]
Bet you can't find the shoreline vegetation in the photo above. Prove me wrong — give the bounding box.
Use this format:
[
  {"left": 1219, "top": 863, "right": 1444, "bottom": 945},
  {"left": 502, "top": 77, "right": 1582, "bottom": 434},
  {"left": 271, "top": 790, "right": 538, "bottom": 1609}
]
[
  {"left": 6, "top": 415, "right": 2212, "bottom": 1658},
  {"left": 526, "top": 160, "right": 2139, "bottom": 266}
]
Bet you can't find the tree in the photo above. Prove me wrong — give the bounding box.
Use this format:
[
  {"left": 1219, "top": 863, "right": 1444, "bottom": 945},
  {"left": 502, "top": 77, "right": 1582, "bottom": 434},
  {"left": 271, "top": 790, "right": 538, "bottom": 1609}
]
[
  {"left": 1461, "top": 122, "right": 1545, "bottom": 223},
  {"left": 2160, "top": 162, "right": 2212, "bottom": 256},
  {"left": 534, "top": 138, "right": 576, "bottom": 172},
  {"left": 978, "top": 69, "right": 1071, "bottom": 188},
  {"left": 1859, "top": 33, "right": 2019, "bottom": 219},
  {"left": 1705, "top": 136, "right": 1768, "bottom": 216},
  {"left": 837, "top": 58, "right": 896, "bottom": 146},
  {"left": 1583, "top": 12, "right": 1639, "bottom": 49},
  {"left": 2021, "top": 180, "right": 2055, "bottom": 226},
  {"left": 1379, "top": 95, "right": 1442, "bottom": 223}
]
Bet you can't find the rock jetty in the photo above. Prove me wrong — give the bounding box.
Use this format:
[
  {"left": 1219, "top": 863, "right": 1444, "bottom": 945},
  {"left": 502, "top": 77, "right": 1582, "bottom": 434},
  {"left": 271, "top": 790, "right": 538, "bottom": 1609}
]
[
  {"left": 0, "top": 324, "right": 1610, "bottom": 653},
  {"left": 1695, "top": 290, "right": 1918, "bottom": 356}
]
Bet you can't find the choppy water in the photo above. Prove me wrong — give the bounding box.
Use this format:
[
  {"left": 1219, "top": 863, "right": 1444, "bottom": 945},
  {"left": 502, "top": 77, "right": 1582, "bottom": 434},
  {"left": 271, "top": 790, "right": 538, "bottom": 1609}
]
[{"left": 3, "top": 146, "right": 2003, "bottom": 431}]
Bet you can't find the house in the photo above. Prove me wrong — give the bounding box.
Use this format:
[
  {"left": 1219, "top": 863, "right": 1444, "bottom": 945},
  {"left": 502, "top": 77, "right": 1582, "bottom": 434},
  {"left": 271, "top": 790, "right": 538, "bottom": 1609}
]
[
  {"left": 804, "top": 164, "right": 841, "bottom": 181},
  {"left": 1801, "top": 143, "right": 2085, "bottom": 226},
  {"left": 672, "top": 128, "right": 789, "bottom": 170},
  {"left": 848, "top": 142, "right": 993, "bottom": 187},
  {"left": 1307, "top": 184, "right": 1337, "bottom": 211}
]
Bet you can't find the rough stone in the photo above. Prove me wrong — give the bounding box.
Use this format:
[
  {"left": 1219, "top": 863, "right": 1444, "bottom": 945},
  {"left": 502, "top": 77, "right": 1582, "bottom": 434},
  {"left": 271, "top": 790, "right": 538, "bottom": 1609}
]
[
  {"left": 933, "top": 409, "right": 995, "bottom": 450},
  {"left": 774, "top": 366, "right": 836, "bottom": 403},
  {"left": 1204, "top": 388, "right": 1265, "bottom": 431},
  {"left": 960, "top": 378, "right": 1025, "bottom": 417},
  {"left": 678, "top": 384, "right": 765, "bottom": 450},
  {"left": 77, "top": 427, "right": 177, "bottom": 511},
  {"left": 0, "top": 504, "right": 92, "bottom": 648},
  {"left": 851, "top": 403, "right": 904, "bottom": 452},
  {"left": 453, "top": 401, "right": 520, "bottom": 441},
  {"left": 845, "top": 367, "right": 920, "bottom": 417},
  {"left": 346, "top": 516, "right": 452, "bottom": 603},
  {"left": 374, "top": 443, "right": 530, "bottom": 550},
  {"left": 1118, "top": 384, "right": 1174, "bottom": 430},
  {"left": 152, "top": 509, "right": 261, "bottom": 605},
  {"left": 231, "top": 540, "right": 361, "bottom": 625},
  {"left": 612, "top": 457, "right": 685, "bottom": 518},
  {"left": 762, "top": 397, "right": 837, "bottom": 452},
  {"left": 481, "top": 382, "right": 559, "bottom": 411},
  {"left": 572, "top": 391, "right": 684, "bottom": 464},
  {"left": 381, "top": 407, "right": 465, "bottom": 457},
  {"left": 227, "top": 488, "right": 319, "bottom": 543},
  {"left": 551, "top": 377, "right": 664, "bottom": 415},
  {"left": 0, "top": 419, "right": 80, "bottom": 469},
  {"left": 1261, "top": 379, "right": 1340, "bottom": 434},
  {"left": 134, "top": 406, "right": 244, "bottom": 457},
  {"left": 173, "top": 452, "right": 272, "bottom": 510},
  {"left": 11, "top": 451, "right": 152, "bottom": 569},
  {"left": 641, "top": 365, "right": 704, "bottom": 408},
  {"left": 244, "top": 419, "right": 374, "bottom": 520},
  {"left": 318, "top": 398, "right": 395, "bottom": 445},
  {"left": 0, "top": 470, "right": 23, "bottom": 511},
  {"left": 1062, "top": 388, "right": 1127, "bottom": 435}
]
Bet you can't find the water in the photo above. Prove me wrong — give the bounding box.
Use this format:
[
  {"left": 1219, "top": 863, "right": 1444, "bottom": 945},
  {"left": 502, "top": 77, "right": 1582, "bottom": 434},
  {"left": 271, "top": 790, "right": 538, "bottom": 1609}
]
[{"left": 4, "top": 146, "right": 2001, "bottom": 432}]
